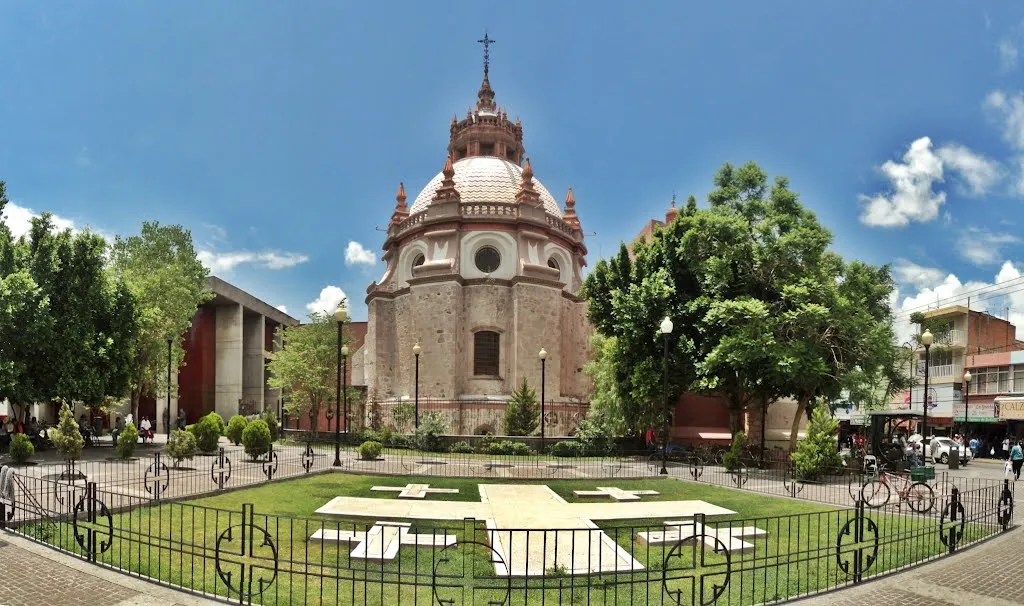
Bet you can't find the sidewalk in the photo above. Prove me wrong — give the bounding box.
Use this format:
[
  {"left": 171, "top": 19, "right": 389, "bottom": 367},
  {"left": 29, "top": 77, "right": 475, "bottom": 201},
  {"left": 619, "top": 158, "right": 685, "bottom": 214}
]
[
  {"left": 793, "top": 525, "right": 1024, "bottom": 605},
  {"left": 0, "top": 532, "right": 223, "bottom": 606}
]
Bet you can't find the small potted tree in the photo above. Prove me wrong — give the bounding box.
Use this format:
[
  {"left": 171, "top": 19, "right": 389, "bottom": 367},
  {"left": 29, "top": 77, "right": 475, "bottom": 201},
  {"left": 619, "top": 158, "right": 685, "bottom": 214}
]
[{"left": 49, "top": 402, "right": 85, "bottom": 480}]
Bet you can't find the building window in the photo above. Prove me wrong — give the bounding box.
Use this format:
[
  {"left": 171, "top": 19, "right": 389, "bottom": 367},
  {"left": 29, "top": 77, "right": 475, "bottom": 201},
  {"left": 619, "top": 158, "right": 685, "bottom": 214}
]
[
  {"left": 479, "top": 142, "right": 495, "bottom": 156},
  {"left": 473, "top": 331, "right": 500, "bottom": 376},
  {"left": 412, "top": 254, "right": 425, "bottom": 271},
  {"left": 1015, "top": 368, "right": 1024, "bottom": 393},
  {"left": 974, "top": 366, "right": 1012, "bottom": 394},
  {"left": 474, "top": 246, "right": 501, "bottom": 273},
  {"left": 547, "top": 257, "right": 560, "bottom": 271}
]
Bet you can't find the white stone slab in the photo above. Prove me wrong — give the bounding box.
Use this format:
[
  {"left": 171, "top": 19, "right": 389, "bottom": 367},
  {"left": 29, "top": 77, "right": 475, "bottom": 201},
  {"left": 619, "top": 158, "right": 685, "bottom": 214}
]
[
  {"left": 636, "top": 521, "right": 768, "bottom": 555},
  {"left": 370, "top": 483, "right": 460, "bottom": 499},
  {"left": 315, "top": 484, "right": 736, "bottom": 576},
  {"left": 572, "top": 487, "right": 660, "bottom": 501},
  {"left": 310, "top": 521, "right": 455, "bottom": 562}
]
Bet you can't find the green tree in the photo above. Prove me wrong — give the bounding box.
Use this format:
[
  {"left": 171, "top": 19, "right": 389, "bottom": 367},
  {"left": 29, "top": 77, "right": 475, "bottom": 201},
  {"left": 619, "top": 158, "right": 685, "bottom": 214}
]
[
  {"left": 49, "top": 402, "right": 85, "bottom": 464},
  {"left": 581, "top": 333, "right": 627, "bottom": 435},
  {"left": 584, "top": 162, "right": 899, "bottom": 451},
  {"left": 109, "top": 222, "right": 210, "bottom": 417},
  {"left": 267, "top": 310, "right": 348, "bottom": 432},
  {"left": 791, "top": 407, "right": 842, "bottom": 480},
  {"left": 503, "top": 378, "right": 540, "bottom": 436}
]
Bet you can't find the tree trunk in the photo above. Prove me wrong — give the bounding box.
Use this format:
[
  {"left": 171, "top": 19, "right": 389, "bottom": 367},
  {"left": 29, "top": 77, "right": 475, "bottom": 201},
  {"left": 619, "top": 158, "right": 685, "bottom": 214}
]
[
  {"left": 789, "top": 395, "right": 809, "bottom": 453},
  {"left": 130, "top": 388, "right": 141, "bottom": 421}
]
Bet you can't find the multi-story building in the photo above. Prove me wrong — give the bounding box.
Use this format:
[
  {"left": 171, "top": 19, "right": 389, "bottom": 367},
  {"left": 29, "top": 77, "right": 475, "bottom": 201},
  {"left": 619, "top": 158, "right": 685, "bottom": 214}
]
[{"left": 895, "top": 305, "right": 1024, "bottom": 435}]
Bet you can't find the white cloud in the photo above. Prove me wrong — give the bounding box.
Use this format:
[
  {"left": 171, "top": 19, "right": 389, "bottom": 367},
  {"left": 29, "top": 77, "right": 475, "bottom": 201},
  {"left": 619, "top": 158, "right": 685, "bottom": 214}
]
[
  {"left": 957, "top": 227, "right": 1021, "bottom": 265},
  {"left": 892, "top": 259, "right": 947, "bottom": 291},
  {"left": 859, "top": 137, "right": 1003, "bottom": 227},
  {"left": 999, "top": 39, "right": 1019, "bottom": 71},
  {"left": 344, "top": 241, "right": 377, "bottom": 266},
  {"left": 859, "top": 137, "right": 946, "bottom": 227},
  {"left": 275, "top": 304, "right": 288, "bottom": 314},
  {"left": 984, "top": 90, "right": 1024, "bottom": 150},
  {"left": 2, "top": 201, "right": 76, "bottom": 239},
  {"left": 306, "top": 285, "right": 348, "bottom": 317},
  {"left": 197, "top": 250, "right": 309, "bottom": 273},
  {"left": 934, "top": 144, "right": 1003, "bottom": 195},
  {"left": 890, "top": 260, "right": 1024, "bottom": 344}
]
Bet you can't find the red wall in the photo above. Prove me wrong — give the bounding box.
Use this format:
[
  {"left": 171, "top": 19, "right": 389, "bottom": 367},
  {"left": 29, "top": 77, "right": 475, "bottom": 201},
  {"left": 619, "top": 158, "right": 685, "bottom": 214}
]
[{"left": 178, "top": 305, "right": 217, "bottom": 424}]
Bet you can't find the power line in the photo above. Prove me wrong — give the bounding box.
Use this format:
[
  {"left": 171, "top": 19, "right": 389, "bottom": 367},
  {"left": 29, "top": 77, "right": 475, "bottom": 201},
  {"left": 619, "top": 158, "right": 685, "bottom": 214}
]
[{"left": 892, "top": 277, "right": 1024, "bottom": 321}]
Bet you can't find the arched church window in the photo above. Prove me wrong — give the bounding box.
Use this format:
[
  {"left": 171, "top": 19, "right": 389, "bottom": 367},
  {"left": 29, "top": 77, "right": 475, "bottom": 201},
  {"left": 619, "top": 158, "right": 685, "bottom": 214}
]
[
  {"left": 474, "top": 246, "right": 501, "bottom": 273},
  {"left": 412, "top": 254, "right": 425, "bottom": 271},
  {"left": 547, "top": 257, "right": 560, "bottom": 271},
  {"left": 473, "top": 331, "right": 500, "bottom": 376}
]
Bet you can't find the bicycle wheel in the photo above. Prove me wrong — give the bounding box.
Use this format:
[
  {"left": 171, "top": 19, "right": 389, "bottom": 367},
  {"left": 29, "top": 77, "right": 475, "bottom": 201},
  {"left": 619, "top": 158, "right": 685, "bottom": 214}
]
[
  {"left": 906, "top": 481, "right": 935, "bottom": 513},
  {"left": 861, "top": 479, "right": 890, "bottom": 508}
]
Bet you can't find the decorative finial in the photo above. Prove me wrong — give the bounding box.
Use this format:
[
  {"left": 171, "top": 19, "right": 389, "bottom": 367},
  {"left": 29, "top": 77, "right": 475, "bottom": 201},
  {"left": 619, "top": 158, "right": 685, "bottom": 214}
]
[
  {"left": 665, "top": 191, "right": 679, "bottom": 224},
  {"left": 671, "top": 191, "right": 677, "bottom": 208},
  {"left": 516, "top": 157, "right": 541, "bottom": 206},
  {"left": 433, "top": 155, "right": 460, "bottom": 202},
  {"left": 390, "top": 181, "right": 410, "bottom": 224},
  {"left": 564, "top": 187, "right": 576, "bottom": 209},
  {"left": 396, "top": 182, "right": 407, "bottom": 205},
  {"left": 478, "top": 32, "right": 495, "bottom": 78},
  {"left": 564, "top": 187, "right": 581, "bottom": 232}
]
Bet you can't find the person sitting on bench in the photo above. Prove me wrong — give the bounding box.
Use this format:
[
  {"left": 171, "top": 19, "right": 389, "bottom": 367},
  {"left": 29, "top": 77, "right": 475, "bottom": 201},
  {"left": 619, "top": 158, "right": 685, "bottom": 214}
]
[
  {"left": 111, "top": 416, "right": 124, "bottom": 444},
  {"left": 139, "top": 416, "right": 153, "bottom": 443}
]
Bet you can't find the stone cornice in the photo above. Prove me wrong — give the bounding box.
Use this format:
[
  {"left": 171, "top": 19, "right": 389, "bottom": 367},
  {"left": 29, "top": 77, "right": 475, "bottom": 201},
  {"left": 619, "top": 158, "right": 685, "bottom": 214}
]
[{"left": 366, "top": 272, "right": 586, "bottom": 304}]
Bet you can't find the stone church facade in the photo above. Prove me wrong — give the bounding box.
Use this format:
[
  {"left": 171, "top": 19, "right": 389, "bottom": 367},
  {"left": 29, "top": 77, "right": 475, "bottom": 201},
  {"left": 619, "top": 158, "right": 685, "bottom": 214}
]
[{"left": 355, "top": 49, "right": 592, "bottom": 410}]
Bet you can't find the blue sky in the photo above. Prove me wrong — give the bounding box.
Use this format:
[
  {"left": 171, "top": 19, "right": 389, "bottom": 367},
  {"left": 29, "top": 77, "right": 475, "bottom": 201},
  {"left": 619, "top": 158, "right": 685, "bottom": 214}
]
[{"left": 2, "top": 2, "right": 1024, "bottom": 335}]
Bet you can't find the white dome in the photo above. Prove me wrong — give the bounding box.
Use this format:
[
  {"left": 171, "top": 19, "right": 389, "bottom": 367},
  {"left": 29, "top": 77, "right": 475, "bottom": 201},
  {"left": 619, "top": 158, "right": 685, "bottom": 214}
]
[{"left": 409, "top": 157, "right": 562, "bottom": 217}]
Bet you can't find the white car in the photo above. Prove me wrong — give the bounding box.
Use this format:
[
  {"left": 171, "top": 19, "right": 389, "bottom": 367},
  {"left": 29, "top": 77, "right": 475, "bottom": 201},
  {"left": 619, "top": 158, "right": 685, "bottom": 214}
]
[{"left": 923, "top": 437, "right": 972, "bottom": 465}]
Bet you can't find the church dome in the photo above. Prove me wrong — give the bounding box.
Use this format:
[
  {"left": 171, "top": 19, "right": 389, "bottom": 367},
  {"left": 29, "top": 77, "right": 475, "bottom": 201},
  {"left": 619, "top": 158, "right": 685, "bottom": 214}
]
[{"left": 409, "top": 157, "right": 562, "bottom": 217}]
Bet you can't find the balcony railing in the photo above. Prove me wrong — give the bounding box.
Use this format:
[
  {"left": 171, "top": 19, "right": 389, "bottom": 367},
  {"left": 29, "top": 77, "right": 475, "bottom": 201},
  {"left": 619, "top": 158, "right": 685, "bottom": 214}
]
[
  {"left": 936, "top": 329, "right": 967, "bottom": 347},
  {"left": 925, "top": 363, "right": 960, "bottom": 378}
]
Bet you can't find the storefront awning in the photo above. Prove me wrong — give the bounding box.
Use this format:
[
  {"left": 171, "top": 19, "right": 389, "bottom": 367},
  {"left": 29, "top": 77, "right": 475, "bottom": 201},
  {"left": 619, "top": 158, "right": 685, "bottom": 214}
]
[{"left": 998, "top": 398, "right": 1024, "bottom": 421}]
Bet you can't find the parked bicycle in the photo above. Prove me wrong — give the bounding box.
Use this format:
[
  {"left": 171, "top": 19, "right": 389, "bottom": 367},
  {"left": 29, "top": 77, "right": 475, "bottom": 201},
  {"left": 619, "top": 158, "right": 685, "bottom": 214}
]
[{"left": 859, "top": 465, "right": 935, "bottom": 513}]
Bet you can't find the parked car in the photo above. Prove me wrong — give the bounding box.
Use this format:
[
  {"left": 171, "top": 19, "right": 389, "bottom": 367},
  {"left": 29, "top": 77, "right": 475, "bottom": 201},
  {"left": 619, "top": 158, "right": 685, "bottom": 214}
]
[{"left": 922, "top": 437, "right": 972, "bottom": 464}]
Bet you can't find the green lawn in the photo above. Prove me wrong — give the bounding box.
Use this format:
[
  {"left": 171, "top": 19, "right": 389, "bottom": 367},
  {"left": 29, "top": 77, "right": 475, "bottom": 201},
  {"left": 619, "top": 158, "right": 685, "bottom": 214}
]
[{"left": 24, "top": 473, "right": 1000, "bottom": 606}]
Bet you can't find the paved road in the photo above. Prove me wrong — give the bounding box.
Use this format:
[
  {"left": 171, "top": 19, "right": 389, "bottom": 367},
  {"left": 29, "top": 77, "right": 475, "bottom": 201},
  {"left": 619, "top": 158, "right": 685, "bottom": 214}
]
[
  {"left": 0, "top": 532, "right": 221, "bottom": 606},
  {"left": 793, "top": 525, "right": 1024, "bottom": 606}
]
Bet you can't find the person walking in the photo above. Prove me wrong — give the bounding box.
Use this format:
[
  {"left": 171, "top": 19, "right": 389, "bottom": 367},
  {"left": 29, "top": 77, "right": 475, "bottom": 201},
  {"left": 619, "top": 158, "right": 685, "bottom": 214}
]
[
  {"left": 1012, "top": 441, "right": 1024, "bottom": 481},
  {"left": 1002, "top": 437, "right": 1011, "bottom": 460}
]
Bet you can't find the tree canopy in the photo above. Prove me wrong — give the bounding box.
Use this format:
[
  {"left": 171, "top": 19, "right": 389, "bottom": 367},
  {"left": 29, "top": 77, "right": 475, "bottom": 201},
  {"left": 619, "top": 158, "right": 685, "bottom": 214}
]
[
  {"left": 583, "top": 162, "right": 901, "bottom": 448},
  {"left": 109, "top": 222, "right": 210, "bottom": 415},
  {"left": 267, "top": 310, "right": 352, "bottom": 430}
]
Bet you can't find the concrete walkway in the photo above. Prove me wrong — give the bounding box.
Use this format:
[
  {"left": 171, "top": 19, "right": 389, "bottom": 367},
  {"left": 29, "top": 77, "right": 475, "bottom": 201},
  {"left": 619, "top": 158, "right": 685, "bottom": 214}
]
[
  {"left": 0, "top": 532, "right": 223, "bottom": 606},
  {"left": 793, "top": 525, "right": 1024, "bottom": 605}
]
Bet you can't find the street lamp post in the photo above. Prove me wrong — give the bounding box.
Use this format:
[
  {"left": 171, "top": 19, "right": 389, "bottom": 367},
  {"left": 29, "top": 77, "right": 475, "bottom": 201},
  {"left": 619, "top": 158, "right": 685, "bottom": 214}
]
[
  {"left": 539, "top": 348, "right": 547, "bottom": 452},
  {"left": 413, "top": 342, "right": 421, "bottom": 430},
  {"left": 921, "top": 329, "right": 933, "bottom": 463},
  {"left": 166, "top": 338, "right": 172, "bottom": 434},
  {"left": 659, "top": 316, "right": 674, "bottom": 475},
  {"left": 333, "top": 305, "right": 348, "bottom": 467},
  {"left": 962, "top": 370, "right": 972, "bottom": 436},
  {"left": 342, "top": 344, "right": 350, "bottom": 434}
]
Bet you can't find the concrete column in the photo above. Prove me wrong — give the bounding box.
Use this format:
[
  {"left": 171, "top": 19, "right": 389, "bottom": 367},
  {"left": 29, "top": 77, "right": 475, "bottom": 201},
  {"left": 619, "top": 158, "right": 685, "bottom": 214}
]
[
  {"left": 243, "top": 312, "right": 265, "bottom": 415},
  {"left": 264, "top": 319, "right": 283, "bottom": 414},
  {"left": 215, "top": 304, "right": 244, "bottom": 420}
]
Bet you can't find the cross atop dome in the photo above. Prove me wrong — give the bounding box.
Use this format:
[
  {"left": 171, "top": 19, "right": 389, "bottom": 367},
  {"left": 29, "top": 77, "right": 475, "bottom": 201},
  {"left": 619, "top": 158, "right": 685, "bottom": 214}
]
[{"left": 447, "top": 32, "right": 525, "bottom": 164}]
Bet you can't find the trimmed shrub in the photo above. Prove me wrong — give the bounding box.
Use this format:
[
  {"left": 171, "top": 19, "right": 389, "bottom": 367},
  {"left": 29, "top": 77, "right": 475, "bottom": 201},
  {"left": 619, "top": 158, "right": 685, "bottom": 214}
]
[
  {"left": 8, "top": 433, "right": 34, "bottom": 464},
  {"left": 503, "top": 378, "right": 539, "bottom": 436},
  {"left": 792, "top": 407, "right": 843, "bottom": 481},
  {"left": 165, "top": 429, "right": 197, "bottom": 467},
  {"left": 448, "top": 440, "right": 475, "bottom": 454},
  {"left": 260, "top": 408, "right": 280, "bottom": 442},
  {"left": 49, "top": 402, "right": 84, "bottom": 463},
  {"left": 358, "top": 440, "right": 383, "bottom": 460},
  {"left": 413, "top": 412, "right": 448, "bottom": 452},
  {"left": 485, "top": 440, "right": 532, "bottom": 456},
  {"left": 724, "top": 432, "right": 746, "bottom": 472},
  {"left": 226, "top": 415, "right": 248, "bottom": 446},
  {"left": 116, "top": 423, "right": 139, "bottom": 459},
  {"left": 550, "top": 440, "right": 581, "bottom": 457},
  {"left": 241, "top": 420, "right": 272, "bottom": 461},
  {"left": 190, "top": 413, "right": 225, "bottom": 453},
  {"left": 574, "top": 417, "right": 617, "bottom": 456}
]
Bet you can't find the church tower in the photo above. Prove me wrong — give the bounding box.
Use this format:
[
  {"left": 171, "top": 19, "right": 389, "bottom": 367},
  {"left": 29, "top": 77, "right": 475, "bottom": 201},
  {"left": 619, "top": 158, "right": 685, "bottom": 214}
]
[{"left": 358, "top": 35, "right": 591, "bottom": 431}]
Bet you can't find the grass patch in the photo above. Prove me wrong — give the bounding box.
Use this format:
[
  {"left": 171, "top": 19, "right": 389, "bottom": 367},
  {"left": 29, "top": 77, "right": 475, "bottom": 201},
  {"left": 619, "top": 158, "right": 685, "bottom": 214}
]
[{"left": 23, "top": 473, "right": 1000, "bottom": 605}]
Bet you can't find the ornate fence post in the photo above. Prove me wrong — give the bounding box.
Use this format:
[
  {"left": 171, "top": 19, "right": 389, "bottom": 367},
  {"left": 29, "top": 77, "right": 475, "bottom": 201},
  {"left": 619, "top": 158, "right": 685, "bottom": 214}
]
[
  {"left": 836, "top": 494, "right": 878, "bottom": 584},
  {"left": 999, "top": 478, "right": 1014, "bottom": 531},
  {"left": 145, "top": 452, "right": 170, "bottom": 501},
  {"left": 940, "top": 486, "right": 965, "bottom": 555},
  {"left": 211, "top": 447, "right": 231, "bottom": 490},
  {"left": 72, "top": 481, "right": 113, "bottom": 564},
  {"left": 262, "top": 444, "right": 278, "bottom": 481}
]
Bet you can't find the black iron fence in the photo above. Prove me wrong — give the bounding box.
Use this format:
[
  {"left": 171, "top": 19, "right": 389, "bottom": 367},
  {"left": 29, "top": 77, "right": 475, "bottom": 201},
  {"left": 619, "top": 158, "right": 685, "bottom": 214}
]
[{"left": 0, "top": 441, "right": 1015, "bottom": 605}]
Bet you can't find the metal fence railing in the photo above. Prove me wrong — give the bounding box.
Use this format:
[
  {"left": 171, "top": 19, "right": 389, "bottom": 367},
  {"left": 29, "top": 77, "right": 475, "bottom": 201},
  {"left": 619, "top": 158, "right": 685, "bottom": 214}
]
[{"left": 0, "top": 441, "right": 1015, "bottom": 605}]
